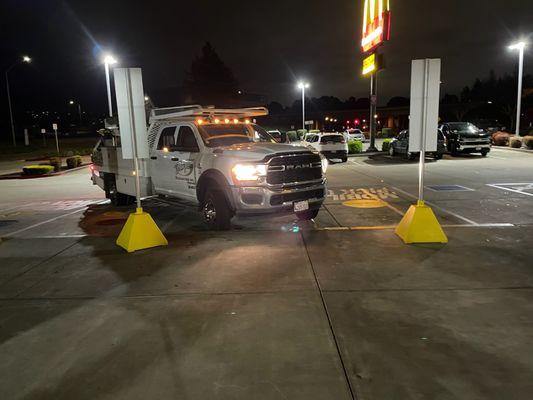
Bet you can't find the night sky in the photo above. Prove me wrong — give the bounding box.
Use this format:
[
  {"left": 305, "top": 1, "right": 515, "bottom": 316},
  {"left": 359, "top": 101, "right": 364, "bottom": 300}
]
[{"left": 1, "top": 0, "right": 533, "bottom": 124}]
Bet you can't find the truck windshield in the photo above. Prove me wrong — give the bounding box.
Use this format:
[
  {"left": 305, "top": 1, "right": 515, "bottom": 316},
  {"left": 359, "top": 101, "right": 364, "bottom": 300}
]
[
  {"left": 447, "top": 122, "right": 480, "bottom": 133},
  {"left": 198, "top": 124, "right": 275, "bottom": 148}
]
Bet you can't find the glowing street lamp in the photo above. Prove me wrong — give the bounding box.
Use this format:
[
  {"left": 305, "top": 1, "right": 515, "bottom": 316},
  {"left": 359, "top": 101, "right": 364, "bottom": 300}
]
[
  {"left": 297, "top": 81, "right": 310, "bottom": 130},
  {"left": 509, "top": 42, "right": 526, "bottom": 135},
  {"left": 68, "top": 99, "right": 82, "bottom": 122},
  {"left": 102, "top": 54, "right": 118, "bottom": 117},
  {"left": 5, "top": 55, "right": 32, "bottom": 146}
]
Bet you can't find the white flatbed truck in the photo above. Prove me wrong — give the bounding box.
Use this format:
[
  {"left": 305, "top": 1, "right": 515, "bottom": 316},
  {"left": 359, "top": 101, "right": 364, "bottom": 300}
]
[{"left": 91, "top": 105, "right": 327, "bottom": 229}]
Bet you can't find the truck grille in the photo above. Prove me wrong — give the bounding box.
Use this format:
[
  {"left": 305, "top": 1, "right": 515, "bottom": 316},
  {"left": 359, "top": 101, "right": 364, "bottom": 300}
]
[{"left": 266, "top": 153, "right": 322, "bottom": 185}]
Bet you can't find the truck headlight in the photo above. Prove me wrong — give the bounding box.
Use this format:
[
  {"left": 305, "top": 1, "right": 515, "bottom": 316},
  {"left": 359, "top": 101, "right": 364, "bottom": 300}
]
[{"left": 232, "top": 163, "right": 267, "bottom": 182}]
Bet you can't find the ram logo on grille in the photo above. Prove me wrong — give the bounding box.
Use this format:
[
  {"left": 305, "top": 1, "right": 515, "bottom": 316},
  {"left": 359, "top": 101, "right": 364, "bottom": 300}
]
[{"left": 286, "top": 163, "right": 312, "bottom": 170}]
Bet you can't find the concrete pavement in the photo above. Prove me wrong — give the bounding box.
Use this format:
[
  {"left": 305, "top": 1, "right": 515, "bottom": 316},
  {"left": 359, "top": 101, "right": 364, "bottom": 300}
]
[{"left": 0, "top": 148, "right": 532, "bottom": 399}]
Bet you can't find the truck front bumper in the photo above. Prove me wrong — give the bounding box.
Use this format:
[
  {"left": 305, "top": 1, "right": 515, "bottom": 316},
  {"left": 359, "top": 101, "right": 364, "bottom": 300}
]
[
  {"left": 230, "top": 180, "right": 326, "bottom": 215},
  {"left": 458, "top": 143, "right": 491, "bottom": 152}
]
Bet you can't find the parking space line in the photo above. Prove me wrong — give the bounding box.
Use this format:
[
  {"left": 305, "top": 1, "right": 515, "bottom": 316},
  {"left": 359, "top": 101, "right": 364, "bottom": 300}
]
[
  {"left": 316, "top": 223, "right": 515, "bottom": 232},
  {"left": 487, "top": 184, "right": 533, "bottom": 198},
  {"left": 390, "top": 186, "right": 479, "bottom": 226},
  {"left": 2, "top": 200, "right": 108, "bottom": 238}
]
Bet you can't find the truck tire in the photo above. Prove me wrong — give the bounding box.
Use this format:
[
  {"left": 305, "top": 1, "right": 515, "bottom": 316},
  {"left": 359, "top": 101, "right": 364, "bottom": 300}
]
[
  {"left": 202, "top": 188, "right": 232, "bottom": 230},
  {"left": 104, "top": 174, "right": 134, "bottom": 207},
  {"left": 296, "top": 209, "right": 319, "bottom": 221},
  {"left": 481, "top": 149, "right": 489, "bottom": 157},
  {"left": 341, "top": 156, "right": 348, "bottom": 163}
]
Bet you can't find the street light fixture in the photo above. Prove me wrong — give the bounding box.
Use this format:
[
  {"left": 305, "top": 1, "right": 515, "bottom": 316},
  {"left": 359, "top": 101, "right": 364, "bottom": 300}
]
[
  {"left": 5, "top": 55, "right": 32, "bottom": 146},
  {"left": 102, "top": 53, "right": 118, "bottom": 118},
  {"left": 509, "top": 41, "right": 526, "bottom": 136},
  {"left": 68, "top": 99, "right": 82, "bottom": 122},
  {"left": 297, "top": 81, "right": 310, "bottom": 130}
]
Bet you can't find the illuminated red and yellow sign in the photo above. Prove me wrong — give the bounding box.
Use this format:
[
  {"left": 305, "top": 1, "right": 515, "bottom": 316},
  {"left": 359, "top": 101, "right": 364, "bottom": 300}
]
[{"left": 361, "top": 0, "right": 391, "bottom": 53}]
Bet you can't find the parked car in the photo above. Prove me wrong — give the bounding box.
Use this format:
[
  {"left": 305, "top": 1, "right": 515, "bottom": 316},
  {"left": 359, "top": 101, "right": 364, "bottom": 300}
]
[
  {"left": 388, "top": 129, "right": 446, "bottom": 160},
  {"left": 304, "top": 133, "right": 348, "bottom": 162},
  {"left": 267, "top": 130, "right": 290, "bottom": 143},
  {"left": 345, "top": 128, "right": 367, "bottom": 142},
  {"left": 439, "top": 122, "right": 491, "bottom": 156}
]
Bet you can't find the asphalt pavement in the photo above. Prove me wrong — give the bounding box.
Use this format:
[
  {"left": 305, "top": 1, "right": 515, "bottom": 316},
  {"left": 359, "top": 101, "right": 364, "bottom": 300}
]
[{"left": 0, "top": 147, "right": 532, "bottom": 399}]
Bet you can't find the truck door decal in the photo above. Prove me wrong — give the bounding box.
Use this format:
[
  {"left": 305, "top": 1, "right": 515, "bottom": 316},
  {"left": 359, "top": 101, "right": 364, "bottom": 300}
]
[{"left": 174, "top": 161, "right": 194, "bottom": 178}]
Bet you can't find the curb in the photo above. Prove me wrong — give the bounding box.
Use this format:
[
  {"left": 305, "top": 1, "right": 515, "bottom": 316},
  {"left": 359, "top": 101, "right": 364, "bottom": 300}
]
[
  {"left": 348, "top": 151, "right": 385, "bottom": 157},
  {"left": 492, "top": 146, "right": 533, "bottom": 154},
  {"left": 0, "top": 164, "right": 90, "bottom": 180}
]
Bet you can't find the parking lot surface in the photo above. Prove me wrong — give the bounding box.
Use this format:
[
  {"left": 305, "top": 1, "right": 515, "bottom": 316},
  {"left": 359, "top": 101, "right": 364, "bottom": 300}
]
[{"left": 1, "top": 148, "right": 532, "bottom": 399}]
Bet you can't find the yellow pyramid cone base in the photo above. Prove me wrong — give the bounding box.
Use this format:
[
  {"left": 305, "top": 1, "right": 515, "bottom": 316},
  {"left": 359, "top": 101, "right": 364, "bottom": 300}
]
[
  {"left": 116, "top": 208, "right": 168, "bottom": 252},
  {"left": 395, "top": 201, "right": 448, "bottom": 244}
]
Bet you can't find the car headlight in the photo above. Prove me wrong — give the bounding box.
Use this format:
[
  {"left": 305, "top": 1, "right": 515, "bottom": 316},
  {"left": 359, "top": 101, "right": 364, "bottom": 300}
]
[{"left": 232, "top": 163, "right": 267, "bottom": 182}]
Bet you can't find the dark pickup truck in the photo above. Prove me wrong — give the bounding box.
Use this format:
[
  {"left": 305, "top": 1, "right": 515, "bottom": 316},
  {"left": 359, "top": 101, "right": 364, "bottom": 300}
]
[{"left": 439, "top": 122, "right": 491, "bottom": 157}]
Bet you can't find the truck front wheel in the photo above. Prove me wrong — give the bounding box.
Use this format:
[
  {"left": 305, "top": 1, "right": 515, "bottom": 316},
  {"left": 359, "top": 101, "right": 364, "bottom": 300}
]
[{"left": 202, "top": 189, "right": 232, "bottom": 230}]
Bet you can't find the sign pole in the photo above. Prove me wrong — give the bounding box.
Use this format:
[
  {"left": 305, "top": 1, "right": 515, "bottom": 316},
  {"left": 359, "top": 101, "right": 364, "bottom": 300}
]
[
  {"left": 395, "top": 58, "right": 447, "bottom": 244},
  {"left": 124, "top": 69, "right": 142, "bottom": 210},
  {"left": 52, "top": 123, "right": 60, "bottom": 154},
  {"left": 368, "top": 72, "right": 378, "bottom": 152},
  {"left": 114, "top": 67, "right": 167, "bottom": 253},
  {"left": 418, "top": 59, "right": 430, "bottom": 203}
]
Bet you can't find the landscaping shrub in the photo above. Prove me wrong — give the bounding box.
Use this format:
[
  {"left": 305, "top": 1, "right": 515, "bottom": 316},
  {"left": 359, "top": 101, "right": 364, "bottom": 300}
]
[
  {"left": 48, "top": 157, "right": 62, "bottom": 172},
  {"left": 509, "top": 137, "right": 522, "bottom": 148},
  {"left": 381, "top": 128, "right": 395, "bottom": 138},
  {"left": 522, "top": 136, "right": 533, "bottom": 149},
  {"left": 491, "top": 131, "right": 512, "bottom": 146},
  {"left": 22, "top": 165, "right": 54, "bottom": 176},
  {"left": 296, "top": 129, "right": 307, "bottom": 139},
  {"left": 66, "top": 155, "right": 82, "bottom": 169},
  {"left": 286, "top": 131, "right": 299, "bottom": 141},
  {"left": 348, "top": 140, "right": 363, "bottom": 154},
  {"left": 382, "top": 138, "right": 392, "bottom": 152}
]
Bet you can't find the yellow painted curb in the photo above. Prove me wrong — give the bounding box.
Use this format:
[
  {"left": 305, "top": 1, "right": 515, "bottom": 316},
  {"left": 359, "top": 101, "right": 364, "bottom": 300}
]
[
  {"left": 116, "top": 208, "right": 168, "bottom": 253},
  {"left": 395, "top": 201, "right": 448, "bottom": 244}
]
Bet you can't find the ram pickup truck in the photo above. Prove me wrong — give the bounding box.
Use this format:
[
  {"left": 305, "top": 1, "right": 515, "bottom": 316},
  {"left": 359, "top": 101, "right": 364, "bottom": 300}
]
[
  {"left": 91, "top": 106, "right": 327, "bottom": 230},
  {"left": 439, "top": 122, "right": 491, "bottom": 156}
]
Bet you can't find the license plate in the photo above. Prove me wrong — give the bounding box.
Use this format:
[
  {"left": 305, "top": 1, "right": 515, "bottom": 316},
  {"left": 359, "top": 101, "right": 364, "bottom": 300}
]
[
  {"left": 294, "top": 200, "right": 309, "bottom": 212},
  {"left": 476, "top": 147, "right": 481, "bottom": 150}
]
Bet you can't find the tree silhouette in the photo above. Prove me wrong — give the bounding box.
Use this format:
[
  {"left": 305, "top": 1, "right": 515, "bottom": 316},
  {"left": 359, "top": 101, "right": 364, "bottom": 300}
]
[{"left": 184, "top": 42, "right": 239, "bottom": 105}]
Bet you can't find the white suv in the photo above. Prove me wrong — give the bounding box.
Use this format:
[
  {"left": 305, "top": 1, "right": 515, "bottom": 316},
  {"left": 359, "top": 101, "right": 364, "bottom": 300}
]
[
  {"left": 345, "top": 128, "right": 366, "bottom": 142},
  {"left": 304, "top": 133, "right": 348, "bottom": 162}
]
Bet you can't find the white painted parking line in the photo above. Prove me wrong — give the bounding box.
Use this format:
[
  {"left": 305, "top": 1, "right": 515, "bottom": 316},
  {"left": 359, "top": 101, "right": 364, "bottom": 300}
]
[
  {"left": 316, "top": 223, "right": 515, "bottom": 232},
  {"left": 390, "top": 186, "right": 479, "bottom": 226},
  {"left": 2, "top": 200, "right": 108, "bottom": 238},
  {"left": 487, "top": 183, "right": 533, "bottom": 198}
]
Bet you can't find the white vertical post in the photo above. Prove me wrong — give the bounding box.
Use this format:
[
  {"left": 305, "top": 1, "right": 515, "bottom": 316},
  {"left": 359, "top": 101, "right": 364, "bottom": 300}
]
[
  {"left": 54, "top": 128, "right": 59, "bottom": 154},
  {"left": 418, "top": 59, "right": 430, "bottom": 203},
  {"left": 124, "top": 70, "right": 142, "bottom": 210},
  {"left": 5, "top": 71, "right": 16, "bottom": 147},
  {"left": 301, "top": 85, "right": 306, "bottom": 131},
  {"left": 515, "top": 46, "right": 524, "bottom": 136},
  {"left": 105, "top": 62, "right": 113, "bottom": 117},
  {"left": 24, "top": 128, "right": 29, "bottom": 146}
]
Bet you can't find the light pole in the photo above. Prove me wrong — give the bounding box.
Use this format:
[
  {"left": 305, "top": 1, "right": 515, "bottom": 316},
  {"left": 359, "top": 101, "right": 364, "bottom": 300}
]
[
  {"left": 509, "top": 42, "right": 526, "bottom": 136},
  {"left": 103, "top": 54, "right": 117, "bottom": 117},
  {"left": 5, "top": 55, "right": 31, "bottom": 146},
  {"left": 297, "top": 81, "right": 310, "bottom": 131},
  {"left": 69, "top": 100, "right": 82, "bottom": 123}
]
